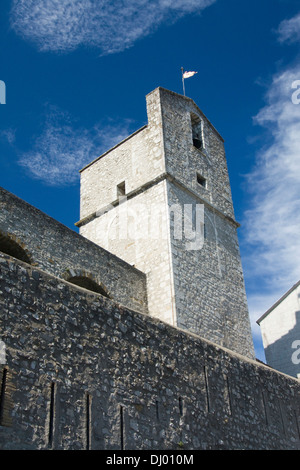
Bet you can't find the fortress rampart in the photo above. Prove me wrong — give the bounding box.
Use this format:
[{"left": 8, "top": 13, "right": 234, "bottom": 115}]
[
  {"left": 0, "top": 88, "right": 299, "bottom": 450},
  {"left": 0, "top": 250, "right": 299, "bottom": 449},
  {"left": 0, "top": 186, "right": 148, "bottom": 315}
]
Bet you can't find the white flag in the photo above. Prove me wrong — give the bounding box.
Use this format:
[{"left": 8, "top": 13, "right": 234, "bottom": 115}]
[{"left": 183, "top": 71, "right": 197, "bottom": 79}]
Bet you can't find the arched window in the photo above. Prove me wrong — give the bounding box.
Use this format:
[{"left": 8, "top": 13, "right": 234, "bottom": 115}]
[
  {"left": 67, "top": 276, "right": 110, "bottom": 298},
  {"left": 0, "top": 233, "right": 31, "bottom": 264}
]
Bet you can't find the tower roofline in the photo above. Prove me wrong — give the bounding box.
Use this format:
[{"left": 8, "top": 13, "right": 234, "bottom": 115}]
[
  {"left": 148, "top": 86, "right": 225, "bottom": 143},
  {"left": 256, "top": 280, "right": 300, "bottom": 325},
  {"left": 80, "top": 87, "right": 225, "bottom": 174},
  {"left": 79, "top": 124, "right": 148, "bottom": 173}
]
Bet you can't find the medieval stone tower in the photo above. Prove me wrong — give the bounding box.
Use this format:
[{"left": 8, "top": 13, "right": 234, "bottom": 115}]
[
  {"left": 76, "top": 87, "right": 254, "bottom": 360},
  {"left": 1, "top": 87, "right": 299, "bottom": 450}
]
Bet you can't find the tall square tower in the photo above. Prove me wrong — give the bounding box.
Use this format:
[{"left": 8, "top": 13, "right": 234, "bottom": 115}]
[{"left": 76, "top": 87, "right": 255, "bottom": 359}]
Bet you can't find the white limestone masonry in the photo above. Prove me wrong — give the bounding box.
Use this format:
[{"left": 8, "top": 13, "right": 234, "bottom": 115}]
[{"left": 78, "top": 87, "right": 254, "bottom": 359}]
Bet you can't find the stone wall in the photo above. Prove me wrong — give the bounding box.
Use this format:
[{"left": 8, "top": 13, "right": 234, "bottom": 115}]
[
  {"left": 0, "top": 252, "right": 299, "bottom": 450},
  {"left": 0, "top": 186, "right": 148, "bottom": 315}
]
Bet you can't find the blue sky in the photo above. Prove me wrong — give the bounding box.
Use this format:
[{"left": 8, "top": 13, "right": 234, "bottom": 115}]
[{"left": 1, "top": 0, "right": 300, "bottom": 360}]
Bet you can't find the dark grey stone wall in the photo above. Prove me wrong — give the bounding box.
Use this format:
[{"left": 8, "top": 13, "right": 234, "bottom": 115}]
[
  {"left": 0, "top": 186, "right": 148, "bottom": 315},
  {"left": 0, "top": 253, "right": 299, "bottom": 450}
]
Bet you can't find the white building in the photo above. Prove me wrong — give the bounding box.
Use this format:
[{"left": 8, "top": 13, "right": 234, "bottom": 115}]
[{"left": 257, "top": 281, "right": 300, "bottom": 378}]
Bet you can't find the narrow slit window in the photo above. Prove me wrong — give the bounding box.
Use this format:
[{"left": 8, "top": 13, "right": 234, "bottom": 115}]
[
  {"left": 0, "top": 368, "right": 7, "bottom": 426},
  {"left": 197, "top": 173, "right": 206, "bottom": 188},
  {"left": 120, "top": 405, "right": 124, "bottom": 450},
  {"left": 0, "top": 368, "right": 12, "bottom": 427},
  {"left": 191, "top": 113, "right": 204, "bottom": 150},
  {"left": 48, "top": 382, "right": 56, "bottom": 448},
  {"left": 86, "top": 393, "right": 91, "bottom": 450},
  {"left": 117, "top": 181, "right": 126, "bottom": 197},
  {"left": 261, "top": 391, "right": 269, "bottom": 426},
  {"left": 179, "top": 397, "right": 184, "bottom": 416},
  {"left": 226, "top": 377, "right": 233, "bottom": 416},
  {"left": 204, "top": 366, "right": 210, "bottom": 413},
  {"left": 155, "top": 400, "right": 159, "bottom": 421},
  {"left": 294, "top": 410, "right": 300, "bottom": 439}
]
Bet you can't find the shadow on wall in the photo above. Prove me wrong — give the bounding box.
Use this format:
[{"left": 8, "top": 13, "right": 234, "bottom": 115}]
[
  {"left": 66, "top": 276, "right": 111, "bottom": 298},
  {"left": 0, "top": 232, "right": 32, "bottom": 265},
  {"left": 0, "top": 232, "right": 111, "bottom": 300},
  {"left": 264, "top": 310, "right": 300, "bottom": 378}
]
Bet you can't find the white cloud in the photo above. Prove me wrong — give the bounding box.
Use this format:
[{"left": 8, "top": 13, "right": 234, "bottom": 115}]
[
  {"left": 17, "top": 107, "right": 134, "bottom": 186},
  {"left": 10, "top": 0, "right": 216, "bottom": 54},
  {"left": 0, "top": 129, "right": 16, "bottom": 145},
  {"left": 242, "top": 49, "right": 300, "bottom": 329},
  {"left": 238, "top": 13, "right": 300, "bottom": 355},
  {"left": 277, "top": 12, "right": 300, "bottom": 44}
]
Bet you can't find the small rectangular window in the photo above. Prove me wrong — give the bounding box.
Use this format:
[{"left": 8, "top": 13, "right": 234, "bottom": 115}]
[
  {"left": 117, "top": 181, "right": 126, "bottom": 197},
  {"left": 197, "top": 173, "right": 206, "bottom": 188}
]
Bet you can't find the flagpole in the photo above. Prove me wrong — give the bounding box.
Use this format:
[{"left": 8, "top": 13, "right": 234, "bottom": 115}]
[
  {"left": 181, "top": 68, "right": 197, "bottom": 96},
  {"left": 181, "top": 67, "right": 185, "bottom": 96}
]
